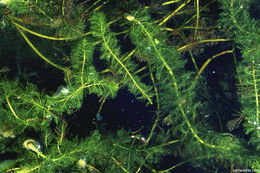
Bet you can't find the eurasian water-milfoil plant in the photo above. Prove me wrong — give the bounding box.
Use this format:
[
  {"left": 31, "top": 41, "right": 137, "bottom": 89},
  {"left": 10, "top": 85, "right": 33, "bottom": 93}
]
[{"left": 0, "top": 0, "right": 259, "bottom": 172}]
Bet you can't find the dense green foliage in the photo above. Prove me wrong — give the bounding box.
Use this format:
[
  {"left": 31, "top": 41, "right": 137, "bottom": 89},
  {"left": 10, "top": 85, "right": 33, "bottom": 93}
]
[{"left": 0, "top": 0, "right": 259, "bottom": 172}]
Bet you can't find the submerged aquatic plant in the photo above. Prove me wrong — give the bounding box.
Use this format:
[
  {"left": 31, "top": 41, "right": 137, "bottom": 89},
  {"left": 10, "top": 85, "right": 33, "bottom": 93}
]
[{"left": 0, "top": 0, "right": 259, "bottom": 172}]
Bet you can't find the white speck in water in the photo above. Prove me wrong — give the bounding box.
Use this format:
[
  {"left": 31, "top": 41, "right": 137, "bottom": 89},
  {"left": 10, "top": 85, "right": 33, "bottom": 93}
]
[
  {"left": 56, "top": 85, "right": 69, "bottom": 95},
  {"left": 61, "top": 88, "right": 69, "bottom": 95},
  {"left": 212, "top": 71, "right": 215, "bottom": 74},
  {"left": 204, "top": 114, "right": 210, "bottom": 118},
  {"left": 37, "top": 144, "right": 41, "bottom": 150}
]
